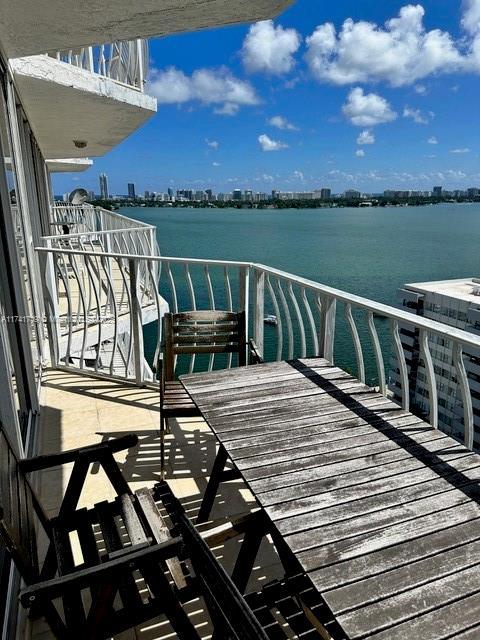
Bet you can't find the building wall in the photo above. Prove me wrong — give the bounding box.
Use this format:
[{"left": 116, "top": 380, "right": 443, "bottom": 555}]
[{"left": 0, "top": 52, "right": 50, "bottom": 638}]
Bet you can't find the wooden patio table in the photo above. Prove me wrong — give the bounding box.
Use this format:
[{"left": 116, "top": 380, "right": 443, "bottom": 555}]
[{"left": 181, "top": 357, "right": 480, "bottom": 640}]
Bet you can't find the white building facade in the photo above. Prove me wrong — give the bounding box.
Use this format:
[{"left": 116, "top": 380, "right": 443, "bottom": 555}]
[{"left": 389, "top": 278, "right": 480, "bottom": 450}]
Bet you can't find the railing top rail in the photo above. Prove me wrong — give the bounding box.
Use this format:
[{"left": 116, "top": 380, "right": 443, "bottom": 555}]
[
  {"left": 41, "top": 226, "right": 155, "bottom": 241},
  {"left": 34, "top": 245, "right": 480, "bottom": 351}
]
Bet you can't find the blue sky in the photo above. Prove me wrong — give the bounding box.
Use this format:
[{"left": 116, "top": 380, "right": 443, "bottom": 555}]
[{"left": 54, "top": 0, "right": 480, "bottom": 195}]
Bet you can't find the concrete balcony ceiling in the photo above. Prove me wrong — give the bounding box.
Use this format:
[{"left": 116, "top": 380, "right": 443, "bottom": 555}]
[
  {"left": 10, "top": 56, "right": 157, "bottom": 158},
  {"left": 1, "top": 0, "right": 294, "bottom": 58}
]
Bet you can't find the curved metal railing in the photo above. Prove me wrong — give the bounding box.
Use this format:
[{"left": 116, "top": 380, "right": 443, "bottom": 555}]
[
  {"left": 50, "top": 39, "right": 148, "bottom": 91},
  {"left": 35, "top": 247, "right": 480, "bottom": 451}
]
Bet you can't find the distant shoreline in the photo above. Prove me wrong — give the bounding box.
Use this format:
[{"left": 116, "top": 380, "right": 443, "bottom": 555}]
[{"left": 90, "top": 197, "right": 480, "bottom": 212}]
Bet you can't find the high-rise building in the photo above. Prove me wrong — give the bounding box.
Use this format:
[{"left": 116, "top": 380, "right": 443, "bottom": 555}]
[
  {"left": 128, "top": 182, "right": 136, "bottom": 198},
  {"left": 389, "top": 278, "right": 480, "bottom": 449},
  {"left": 232, "top": 189, "right": 242, "bottom": 201},
  {"left": 99, "top": 173, "right": 109, "bottom": 199},
  {"left": 320, "top": 188, "right": 331, "bottom": 199},
  {"left": 344, "top": 189, "right": 361, "bottom": 199},
  {"left": 88, "top": 190, "right": 95, "bottom": 201},
  {"left": 433, "top": 186, "right": 443, "bottom": 197}
]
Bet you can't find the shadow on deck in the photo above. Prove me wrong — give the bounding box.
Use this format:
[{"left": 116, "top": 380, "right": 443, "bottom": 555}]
[{"left": 32, "top": 369, "right": 285, "bottom": 640}]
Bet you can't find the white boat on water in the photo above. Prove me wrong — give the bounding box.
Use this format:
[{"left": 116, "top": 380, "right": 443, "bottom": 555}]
[{"left": 264, "top": 314, "right": 278, "bottom": 326}]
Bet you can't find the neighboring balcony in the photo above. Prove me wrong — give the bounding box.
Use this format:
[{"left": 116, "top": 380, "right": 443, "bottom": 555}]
[{"left": 9, "top": 39, "right": 156, "bottom": 159}]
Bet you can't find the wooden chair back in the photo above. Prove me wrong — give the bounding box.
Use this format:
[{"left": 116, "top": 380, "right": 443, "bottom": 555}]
[
  {"left": 163, "top": 310, "right": 247, "bottom": 380},
  {"left": 0, "top": 428, "right": 45, "bottom": 584}
]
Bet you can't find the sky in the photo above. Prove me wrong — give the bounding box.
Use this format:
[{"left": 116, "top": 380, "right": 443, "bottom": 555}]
[{"left": 53, "top": 0, "right": 480, "bottom": 195}]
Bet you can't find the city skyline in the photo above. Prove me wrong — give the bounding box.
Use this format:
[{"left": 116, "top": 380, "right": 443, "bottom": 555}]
[
  {"left": 54, "top": 1, "right": 480, "bottom": 195},
  {"left": 68, "top": 175, "right": 480, "bottom": 201}
]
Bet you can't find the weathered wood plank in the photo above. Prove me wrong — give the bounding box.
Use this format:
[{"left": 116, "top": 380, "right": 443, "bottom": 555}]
[
  {"left": 363, "top": 591, "right": 480, "bottom": 640},
  {"left": 243, "top": 429, "right": 447, "bottom": 484},
  {"left": 220, "top": 402, "right": 404, "bottom": 446},
  {"left": 135, "top": 488, "right": 187, "bottom": 590},
  {"left": 276, "top": 459, "right": 480, "bottom": 537},
  {"left": 325, "top": 538, "right": 480, "bottom": 616},
  {"left": 298, "top": 501, "right": 480, "bottom": 573},
  {"left": 189, "top": 366, "right": 352, "bottom": 396},
  {"left": 211, "top": 393, "right": 394, "bottom": 434},
  {"left": 286, "top": 483, "right": 480, "bottom": 555},
  {"left": 260, "top": 440, "right": 470, "bottom": 507},
  {"left": 202, "top": 381, "right": 374, "bottom": 418},
  {"left": 228, "top": 414, "right": 420, "bottom": 461},
  {"left": 309, "top": 516, "right": 480, "bottom": 593},
  {"left": 250, "top": 434, "right": 451, "bottom": 495},
  {"left": 233, "top": 418, "right": 427, "bottom": 470},
  {"left": 339, "top": 563, "right": 480, "bottom": 638}
]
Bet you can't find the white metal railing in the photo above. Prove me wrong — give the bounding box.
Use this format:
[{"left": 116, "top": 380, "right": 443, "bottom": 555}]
[
  {"left": 34, "top": 248, "right": 480, "bottom": 451},
  {"left": 50, "top": 39, "right": 148, "bottom": 91}
]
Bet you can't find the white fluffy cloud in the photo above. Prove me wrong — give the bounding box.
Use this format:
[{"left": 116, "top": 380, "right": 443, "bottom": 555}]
[
  {"left": 403, "top": 106, "right": 430, "bottom": 124},
  {"left": 268, "top": 115, "right": 298, "bottom": 130},
  {"left": 242, "top": 20, "right": 301, "bottom": 75},
  {"left": 205, "top": 139, "right": 219, "bottom": 149},
  {"left": 462, "top": 0, "right": 480, "bottom": 34},
  {"left": 148, "top": 67, "right": 259, "bottom": 114},
  {"left": 450, "top": 147, "right": 470, "bottom": 153},
  {"left": 428, "top": 136, "right": 439, "bottom": 144},
  {"left": 356, "top": 149, "right": 366, "bottom": 157},
  {"left": 293, "top": 170, "right": 305, "bottom": 180},
  {"left": 357, "top": 129, "right": 375, "bottom": 144},
  {"left": 342, "top": 88, "right": 397, "bottom": 126},
  {"left": 212, "top": 161, "right": 220, "bottom": 167},
  {"left": 305, "top": 4, "right": 468, "bottom": 86},
  {"left": 258, "top": 134, "right": 289, "bottom": 151}
]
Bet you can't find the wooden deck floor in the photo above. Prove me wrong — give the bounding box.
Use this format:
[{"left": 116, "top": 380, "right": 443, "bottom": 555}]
[{"left": 183, "top": 357, "right": 480, "bottom": 640}]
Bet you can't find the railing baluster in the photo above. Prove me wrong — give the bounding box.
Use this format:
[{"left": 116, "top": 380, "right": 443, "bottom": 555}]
[
  {"left": 345, "top": 303, "right": 365, "bottom": 383},
  {"left": 288, "top": 282, "right": 306, "bottom": 358},
  {"left": 167, "top": 261, "right": 178, "bottom": 314},
  {"left": 453, "top": 342, "right": 474, "bottom": 450},
  {"left": 54, "top": 254, "right": 71, "bottom": 365},
  {"left": 100, "top": 254, "right": 119, "bottom": 376},
  {"left": 277, "top": 279, "right": 293, "bottom": 360},
  {"left": 129, "top": 259, "right": 145, "bottom": 385},
  {"left": 147, "top": 260, "right": 162, "bottom": 372},
  {"left": 184, "top": 263, "right": 197, "bottom": 373},
  {"left": 253, "top": 269, "right": 265, "bottom": 361},
  {"left": 392, "top": 320, "right": 410, "bottom": 412},
  {"left": 301, "top": 287, "right": 319, "bottom": 357},
  {"left": 238, "top": 267, "right": 250, "bottom": 366},
  {"left": 419, "top": 329, "right": 438, "bottom": 430},
  {"left": 224, "top": 266, "right": 233, "bottom": 368},
  {"left": 84, "top": 254, "right": 102, "bottom": 372},
  {"left": 204, "top": 265, "right": 215, "bottom": 371},
  {"left": 117, "top": 257, "right": 134, "bottom": 379},
  {"left": 367, "top": 310, "right": 386, "bottom": 395},
  {"left": 319, "top": 294, "right": 336, "bottom": 363},
  {"left": 266, "top": 275, "right": 283, "bottom": 361},
  {"left": 67, "top": 252, "right": 88, "bottom": 370}
]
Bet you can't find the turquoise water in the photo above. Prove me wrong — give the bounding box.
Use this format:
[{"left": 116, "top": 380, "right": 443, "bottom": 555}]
[{"left": 125, "top": 204, "right": 480, "bottom": 379}]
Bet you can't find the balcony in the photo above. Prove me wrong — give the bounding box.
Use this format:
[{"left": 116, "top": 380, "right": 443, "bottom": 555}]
[
  {"left": 9, "top": 40, "right": 156, "bottom": 159},
  {"left": 36, "top": 223, "right": 480, "bottom": 451},
  {"left": 50, "top": 40, "right": 148, "bottom": 93}
]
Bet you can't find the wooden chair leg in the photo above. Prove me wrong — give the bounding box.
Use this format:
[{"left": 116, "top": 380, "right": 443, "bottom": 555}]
[
  {"left": 160, "top": 414, "right": 167, "bottom": 479},
  {"left": 197, "top": 446, "right": 242, "bottom": 524},
  {"left": 197, "top": 446, "right": 228, "bottom": 523},
  {"left": 231, "top": 527, "right": 264, "bottom": 594}
]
